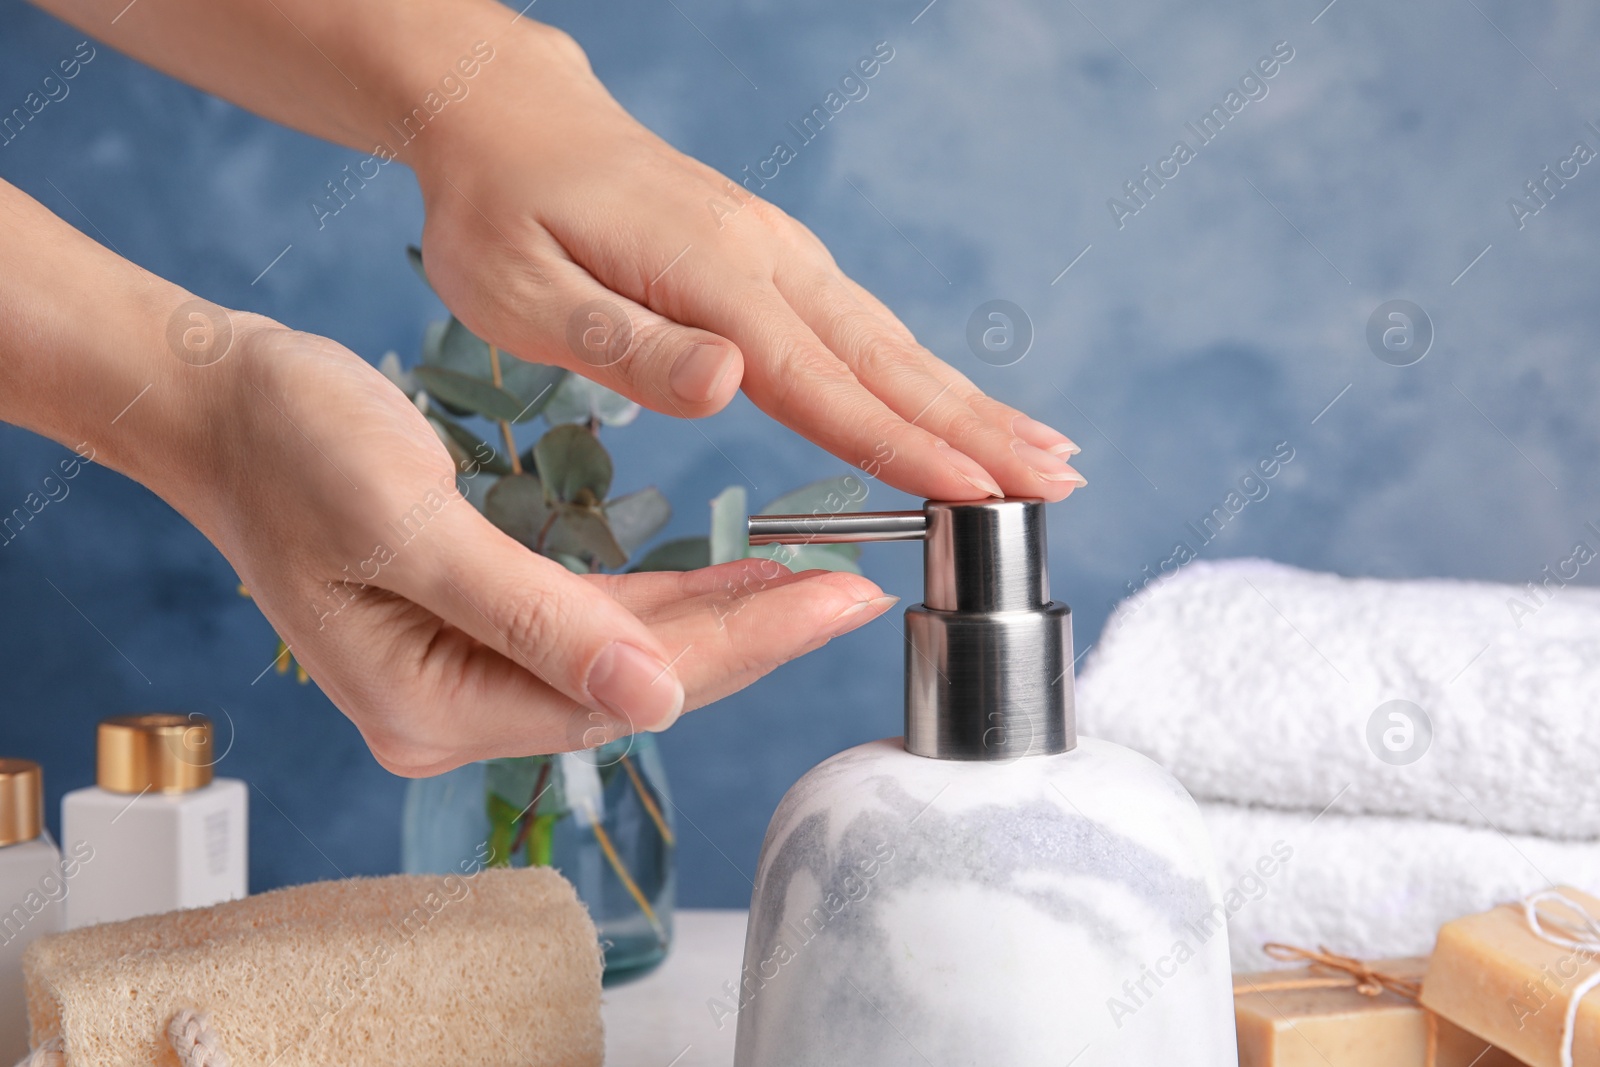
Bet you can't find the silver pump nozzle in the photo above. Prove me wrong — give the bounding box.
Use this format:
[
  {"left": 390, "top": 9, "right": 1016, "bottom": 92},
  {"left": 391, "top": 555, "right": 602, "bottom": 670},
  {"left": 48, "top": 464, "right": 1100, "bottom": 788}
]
[{"left": 748, "top": 498, "right": 1075, "bottom": 762}]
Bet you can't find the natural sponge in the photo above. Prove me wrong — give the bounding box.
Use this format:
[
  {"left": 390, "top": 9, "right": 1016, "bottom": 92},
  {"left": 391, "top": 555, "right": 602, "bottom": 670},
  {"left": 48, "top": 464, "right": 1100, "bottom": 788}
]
[{"left": 21, "top": 867, "right": 602, "bottom": 1067}]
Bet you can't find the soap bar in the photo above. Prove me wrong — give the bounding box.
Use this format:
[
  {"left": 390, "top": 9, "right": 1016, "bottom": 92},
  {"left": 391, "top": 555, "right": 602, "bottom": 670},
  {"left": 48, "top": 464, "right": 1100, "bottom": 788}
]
[
  {"left": 1236, "top": 956, "right": 1526, "bottom": 1067},
  {"left": 1421, "top": 889, "right": 1600, "bottom": 1067}
]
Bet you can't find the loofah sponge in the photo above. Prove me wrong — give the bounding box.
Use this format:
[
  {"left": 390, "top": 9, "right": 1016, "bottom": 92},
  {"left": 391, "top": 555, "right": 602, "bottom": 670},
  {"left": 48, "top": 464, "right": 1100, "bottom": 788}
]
[{"left": 20, "top": 867, "right": 602, "bottom": 1067}]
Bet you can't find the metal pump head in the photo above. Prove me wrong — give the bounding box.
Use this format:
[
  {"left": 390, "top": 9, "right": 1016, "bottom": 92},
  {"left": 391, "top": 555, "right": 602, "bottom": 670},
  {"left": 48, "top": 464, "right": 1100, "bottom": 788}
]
[{"left": 748, "top": 498, "right": 1075, "bottom": 762}]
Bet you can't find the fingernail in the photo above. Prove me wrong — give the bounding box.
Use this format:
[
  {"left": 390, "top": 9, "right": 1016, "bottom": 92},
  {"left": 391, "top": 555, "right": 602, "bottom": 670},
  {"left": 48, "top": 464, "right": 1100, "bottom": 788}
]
[
  {"left": 824, "top": 595, "right": 900, "bottom": 638},
  {"left": 936, "top": 441, "right": 1003, "bottom": 498},
  {"left": 1012, "top": 414, "right": 1079, "bottom": 457},
  {"left": 587, "top": 642, "right": 685, "bottom": 732},
  {"left": 1012, "top": 439, "right": 1087, "bottom": 485},
  {"left": 669, "top": 343, "right": 734, "bottom": 404}
]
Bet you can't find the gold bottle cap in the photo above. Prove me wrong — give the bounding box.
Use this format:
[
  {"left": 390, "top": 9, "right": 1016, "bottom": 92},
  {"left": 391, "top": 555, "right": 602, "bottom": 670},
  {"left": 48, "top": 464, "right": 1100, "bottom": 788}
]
[
  {"left": 97, "top": 714, "right": 214, "bottom": 794},
  {"left": 0, "top": 759, "right": 44, "bottom": 847}
]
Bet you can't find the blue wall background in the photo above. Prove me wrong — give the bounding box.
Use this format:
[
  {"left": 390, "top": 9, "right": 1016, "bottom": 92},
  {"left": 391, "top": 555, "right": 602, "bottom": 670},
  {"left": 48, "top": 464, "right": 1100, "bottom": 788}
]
[{"left": 1, "top": 0, "right": 1597, "bottom": 906}]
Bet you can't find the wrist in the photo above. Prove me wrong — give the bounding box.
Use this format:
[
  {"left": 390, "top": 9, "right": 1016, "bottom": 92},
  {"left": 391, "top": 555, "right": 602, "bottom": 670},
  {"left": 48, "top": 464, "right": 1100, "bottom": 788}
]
[
  {"left": 336, "top": 6, "right": 597, "bottom": 175},
  {"left": 47, "top": 279, "right": 246, "bottom": 535},
  {"left": 399, "top": 18, "right": 611, "bottom": 188},
  {"left": 0, "top": 184, "right": 242, "bottom": 534}
]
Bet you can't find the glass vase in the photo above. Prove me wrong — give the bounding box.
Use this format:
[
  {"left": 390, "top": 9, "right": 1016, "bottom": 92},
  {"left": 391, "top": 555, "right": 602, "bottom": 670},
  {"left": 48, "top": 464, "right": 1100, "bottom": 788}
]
[{"left": 401, "top": 733, "right": 675, "bottom": 982}]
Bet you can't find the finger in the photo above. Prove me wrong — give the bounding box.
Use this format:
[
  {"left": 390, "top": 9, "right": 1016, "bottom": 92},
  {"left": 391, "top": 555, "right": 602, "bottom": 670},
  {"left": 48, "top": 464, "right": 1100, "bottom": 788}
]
[
  {"left": 782, "top": 268, "right": 1085, "bottom": 499},
  {"left": 432, "top": 234, "right": 745, "bottom": 419},
  {"left": 836, "top": 275, "right": 1078, "bottom": 459},
  {"left": 966, "top": 395, "right": 1081, "bottom": 463},
  {"left": 680, "top": 280, "right": 1006, "bottom": 500},
  {"left": 623, "top": 567, "right": 895, "bottom": 711},
  {"left": 580, "top": 558, "right": 812, "bottom": 614},
  {"left": 305, "top": 588, "right": 581, "bottom": 773},
  {"left": 336, "top": 564, "right": 890, "bottom": 773},
  {"left": 384, "top": 504, "right": 688, "bottom": 734}
]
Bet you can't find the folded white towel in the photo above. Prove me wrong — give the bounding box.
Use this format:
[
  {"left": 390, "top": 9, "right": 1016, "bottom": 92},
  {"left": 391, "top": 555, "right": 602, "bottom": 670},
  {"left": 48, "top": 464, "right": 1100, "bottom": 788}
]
[
  {"left": 1200, "top": 800, "right": 1600, "bottom": 971},
  {"left": 1078, "top": 558, "right": 1600, "bottom": 840}
]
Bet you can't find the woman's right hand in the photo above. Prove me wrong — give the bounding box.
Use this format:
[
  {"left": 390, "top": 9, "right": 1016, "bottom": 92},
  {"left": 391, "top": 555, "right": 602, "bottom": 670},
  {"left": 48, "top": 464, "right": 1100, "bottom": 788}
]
[{"left": 173, "top": 320, "right": 898, "bottom": 775}]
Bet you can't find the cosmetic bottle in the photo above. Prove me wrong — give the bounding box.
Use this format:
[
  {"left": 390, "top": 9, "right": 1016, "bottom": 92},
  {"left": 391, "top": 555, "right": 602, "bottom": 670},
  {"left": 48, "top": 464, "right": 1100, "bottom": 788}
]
[
  {"left": 62, "top": 714, "right": 247, "bottom": 928},
  {"left": 733, "top": 499, "right": 1238, "bottom": 1067},
  {"left": 0, "top": 760, "right": 64, "bottom": 1062}
]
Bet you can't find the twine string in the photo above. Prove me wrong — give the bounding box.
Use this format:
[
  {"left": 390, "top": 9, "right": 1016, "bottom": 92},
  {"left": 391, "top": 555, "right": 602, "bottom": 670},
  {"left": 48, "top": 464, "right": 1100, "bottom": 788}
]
[
  {"left": 1255, "top": 942, "right": 1437, "bottom": 1067},
  {"left": 1519, "top": 888, "right": 1600, "bottom": 1067}
]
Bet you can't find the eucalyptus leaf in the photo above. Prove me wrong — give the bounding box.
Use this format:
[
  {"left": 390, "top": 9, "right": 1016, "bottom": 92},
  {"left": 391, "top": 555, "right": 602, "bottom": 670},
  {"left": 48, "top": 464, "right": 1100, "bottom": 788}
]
[
  {"left": 377, "top": 351, "right": 416, "bottom": 397},
  {"left": 543, "top": 374, "right": 642, "bottom": 427},
  {"left": 427, "top": 317, "right": 565, "bottom": 422},
  {"left": 753, "top": 476, "right": 869, "bottom": 562},
  {"left": 546, "top": 504, "right": 627, "bottom": 569},
  {"left": 534, "top": 424, "right": 613, "bottom": 504},
  {"left": 750, "top": 543, "right": 862, "bottom": 574},
  {"left": 605, "top": 487, "right": 672, "bottom": 555},
  {"left": 630, "top": 537, "right": 711, "bottom": 572},
  {"left": 406, "top": 245, "right": 433, "bottom": 293},
  {"left": 414, "top": 366, "right": 528, "bottom": 423},
  {"left": 427, "top": 418, "right": 471, "bottom": 472},
  {"left": 421, "top": 320, "right": 447, "bottom": 363},
  {"left": 460, "top": 470, "right": 500, "bottom": 513},
  {"left": 483, "top": 473, "right": 551, "bottom": 550},
  {"left": 759, "top": 475, "right": 870, "bottom": 517},
  {"left": 428, "top": 411, "right": 511, "bottom": 476},
  {"left": 709, "top": 485, "right": 748, "bottom": 565}
]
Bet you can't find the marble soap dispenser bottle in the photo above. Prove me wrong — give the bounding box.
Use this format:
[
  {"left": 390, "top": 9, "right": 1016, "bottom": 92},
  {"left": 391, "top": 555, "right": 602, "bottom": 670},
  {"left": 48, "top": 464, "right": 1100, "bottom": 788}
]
[{"left": 733, "top": 498, "right": 1238, "bottom": 1067}]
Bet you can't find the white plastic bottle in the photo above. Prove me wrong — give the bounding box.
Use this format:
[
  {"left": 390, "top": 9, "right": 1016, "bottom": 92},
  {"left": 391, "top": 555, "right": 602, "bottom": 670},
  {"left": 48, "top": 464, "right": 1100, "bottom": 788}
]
[
  {"left": 0, "top": 759, "right": 66, "bottom": 1063},
  {"left": 62, "top": 714, "right": 247, "bottom": 928}
]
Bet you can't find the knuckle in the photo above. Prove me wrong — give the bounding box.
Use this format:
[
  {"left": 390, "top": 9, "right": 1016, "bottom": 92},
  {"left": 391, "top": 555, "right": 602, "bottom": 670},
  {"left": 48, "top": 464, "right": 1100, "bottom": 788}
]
[
  {"left": 763, "top": 344, "right": 856, "bottom": 412},
  {"left": 838, "top": 315, "right": 916, "bottom": 377},
  {"left": 529, "top": 24, "right": 592, "bottom": 73},
  {"left": 622, "top": 323, "right": 685, "bottom": 385},
  {"left": 501, "top": 594, "right": 566, "bottom": 665},
  {"left": 942, "top": 407, "right": 994, "bottom": 442},
  {"left": 746, "top": 197, "right": 792, "bottom": 230},
  {"left": 785, "top": 219, "right": 836, "bottom": 264}
]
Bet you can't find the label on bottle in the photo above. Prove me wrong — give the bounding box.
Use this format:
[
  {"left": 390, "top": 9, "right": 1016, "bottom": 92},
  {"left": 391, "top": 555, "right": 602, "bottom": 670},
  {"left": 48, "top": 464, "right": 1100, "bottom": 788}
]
[{"left": 204, "top": 810, "right": 231, "bottom": 877}]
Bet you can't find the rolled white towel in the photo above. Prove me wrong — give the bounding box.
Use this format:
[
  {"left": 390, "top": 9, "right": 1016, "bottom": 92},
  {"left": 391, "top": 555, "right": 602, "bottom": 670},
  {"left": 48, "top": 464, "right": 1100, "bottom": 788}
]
[
  {"left": 1078, "top": 557, "right": 1600, "bottom": 839},
  {"left": 1200, "top": 799, "right": 1600, "bottom": 971}
]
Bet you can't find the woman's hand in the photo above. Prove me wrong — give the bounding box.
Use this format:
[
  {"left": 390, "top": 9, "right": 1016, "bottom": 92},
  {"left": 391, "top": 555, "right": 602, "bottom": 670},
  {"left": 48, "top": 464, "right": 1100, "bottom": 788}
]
[
  {"left": 191, "top": 321, "right": 896, "bottom": 775},
  {"left": 6, "top": 0, "right": 1086, "bottom": 776},
  {"left": 32, "top": 0, "right": 1083, "bottom": 497},
  {"left": 413, "top": 23, "right": 1083, "bottom": 504},
  {"left": 1, "top": 175, "right": 893, "bottom": 775}
]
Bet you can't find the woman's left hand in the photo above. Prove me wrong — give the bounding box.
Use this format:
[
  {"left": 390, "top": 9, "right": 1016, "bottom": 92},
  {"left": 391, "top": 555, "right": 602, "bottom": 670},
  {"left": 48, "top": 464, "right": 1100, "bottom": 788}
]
[{"left": 413, "top": 21, "right": 1084, "bottom": 505}]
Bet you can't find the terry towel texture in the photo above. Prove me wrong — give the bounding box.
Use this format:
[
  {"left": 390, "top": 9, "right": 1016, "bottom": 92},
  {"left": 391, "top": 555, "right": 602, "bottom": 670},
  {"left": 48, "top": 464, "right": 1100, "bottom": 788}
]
[
  {"left": 1202, "top": 800, "right": 1600, "bottom": 971},
  {"left": 1078, "top": 558, "right": 1600, "bottom": 839},
  {"left": 22, "top": 867, "right": 602, "bottom": 1067}
]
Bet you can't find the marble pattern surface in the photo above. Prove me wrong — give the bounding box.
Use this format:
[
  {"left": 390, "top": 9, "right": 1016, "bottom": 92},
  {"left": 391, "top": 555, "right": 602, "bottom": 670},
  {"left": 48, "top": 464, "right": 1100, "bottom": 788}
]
[{"left": 733, "top": 737, "right": 1238, "bottom": 1066}]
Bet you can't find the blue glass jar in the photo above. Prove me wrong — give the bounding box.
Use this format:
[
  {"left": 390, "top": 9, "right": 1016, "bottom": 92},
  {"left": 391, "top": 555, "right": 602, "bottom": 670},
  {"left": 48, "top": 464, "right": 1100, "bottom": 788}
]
[{"left": 401, "top": 733, "right": 675, "bottom": 982}]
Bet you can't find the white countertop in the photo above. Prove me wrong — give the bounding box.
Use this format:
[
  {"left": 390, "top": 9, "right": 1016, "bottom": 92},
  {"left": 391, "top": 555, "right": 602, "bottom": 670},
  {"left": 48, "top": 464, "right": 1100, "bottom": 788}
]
[{"left": 602, "top": 910, "right": 747, "bottom": 1067}]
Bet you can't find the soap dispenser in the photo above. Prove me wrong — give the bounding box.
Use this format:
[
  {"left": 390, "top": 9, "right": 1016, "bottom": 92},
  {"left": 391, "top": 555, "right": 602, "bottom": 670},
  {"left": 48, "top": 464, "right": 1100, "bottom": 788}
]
[{"left": 733, "top": 498, "right": 1238, "bottom": 1067}]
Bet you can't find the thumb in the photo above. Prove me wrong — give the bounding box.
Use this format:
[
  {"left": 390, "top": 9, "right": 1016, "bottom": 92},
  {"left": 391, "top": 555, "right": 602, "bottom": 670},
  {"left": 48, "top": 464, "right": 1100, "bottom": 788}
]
[{"left": 397, "top": 507, "right": 687, "bottom": 735}]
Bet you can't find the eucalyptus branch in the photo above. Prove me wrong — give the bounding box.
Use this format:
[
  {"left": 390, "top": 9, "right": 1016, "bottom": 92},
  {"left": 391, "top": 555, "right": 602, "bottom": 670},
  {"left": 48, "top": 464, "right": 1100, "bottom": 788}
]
[{"left": 487, "top": 343, "right": 523, "bottom": 475}]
